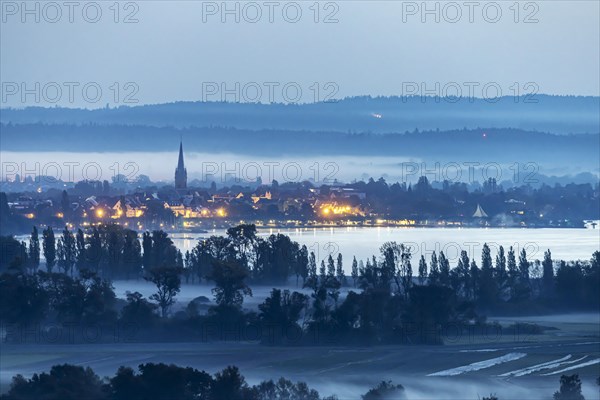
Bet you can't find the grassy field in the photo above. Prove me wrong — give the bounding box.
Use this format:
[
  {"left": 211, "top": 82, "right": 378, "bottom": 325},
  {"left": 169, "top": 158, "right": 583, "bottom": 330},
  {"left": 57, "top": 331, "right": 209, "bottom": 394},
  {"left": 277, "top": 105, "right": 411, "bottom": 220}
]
[{"left": 1, "top": 314, "right": 599, "bottom": 399}]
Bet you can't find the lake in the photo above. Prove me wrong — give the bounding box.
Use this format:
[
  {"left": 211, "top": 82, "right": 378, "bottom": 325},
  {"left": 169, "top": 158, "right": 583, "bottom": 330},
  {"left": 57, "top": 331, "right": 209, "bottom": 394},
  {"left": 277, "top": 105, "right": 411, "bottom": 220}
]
[{"left": 169, "top": 227, "right": 600, "bottom": 272}]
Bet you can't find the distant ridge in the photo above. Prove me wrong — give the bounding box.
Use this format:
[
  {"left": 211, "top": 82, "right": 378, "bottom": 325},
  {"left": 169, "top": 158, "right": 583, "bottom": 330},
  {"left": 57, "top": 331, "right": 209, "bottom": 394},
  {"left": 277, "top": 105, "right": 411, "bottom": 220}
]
[
  {"left": 2, "top": 124, "right": 599, "bottom": 173},
  {"left": 2, "top": 95, "right": 599, "bottom": 135}
]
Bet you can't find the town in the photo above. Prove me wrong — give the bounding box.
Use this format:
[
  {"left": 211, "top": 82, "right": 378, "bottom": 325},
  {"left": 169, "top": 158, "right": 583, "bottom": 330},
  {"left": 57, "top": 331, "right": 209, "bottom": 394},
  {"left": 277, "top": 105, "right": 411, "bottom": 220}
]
[{"left": 1, "top": 142, "right": 598, "bottom": 235}]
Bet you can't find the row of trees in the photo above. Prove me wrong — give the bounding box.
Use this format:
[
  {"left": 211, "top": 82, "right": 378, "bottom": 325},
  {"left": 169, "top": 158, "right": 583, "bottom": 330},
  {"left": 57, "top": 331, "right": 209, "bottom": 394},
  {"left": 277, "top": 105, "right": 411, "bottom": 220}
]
[
  {"left": 0, "top": 363, "right": 341, "bottom": 400},
  {"left": 183, "top": 224, "right": 308, "bottom": 285},
  {"left": 2, "top": 224, "right": 599, "bottom": 314},
  {"left": 0, "top": 270, "right": 117, "bottom": 327},
  {"left": 407, "top": 244, "right": 599, "bottom": 310},
  {"left": 0, "top": 225, "right": 183, "bottom": 280},
  {"left": 2, "top": 245, "right": 599, "bottom": 346},
  {"left": 0, "top": 362, "right": 594, "bottom": 400},
  {"left": 2, "top": 223, "right": 332, "bottom": 286}
]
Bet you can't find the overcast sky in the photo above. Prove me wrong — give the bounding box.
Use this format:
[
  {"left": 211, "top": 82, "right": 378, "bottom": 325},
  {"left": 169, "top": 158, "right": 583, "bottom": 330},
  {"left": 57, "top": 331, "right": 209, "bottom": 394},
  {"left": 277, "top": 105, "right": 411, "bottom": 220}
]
[{"left": 1, "top": 1, "right": 599, "bottom": 108}]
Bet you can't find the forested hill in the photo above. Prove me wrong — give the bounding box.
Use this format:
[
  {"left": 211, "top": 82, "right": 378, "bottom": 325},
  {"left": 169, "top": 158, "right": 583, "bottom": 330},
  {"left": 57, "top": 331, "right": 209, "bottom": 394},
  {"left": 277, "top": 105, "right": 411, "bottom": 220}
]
[
  {"left": 2, "top": 123, "right": 599, "bottom": 167},
  {"left": 1, "top": 95, "right": 599, "bottom": 134}
]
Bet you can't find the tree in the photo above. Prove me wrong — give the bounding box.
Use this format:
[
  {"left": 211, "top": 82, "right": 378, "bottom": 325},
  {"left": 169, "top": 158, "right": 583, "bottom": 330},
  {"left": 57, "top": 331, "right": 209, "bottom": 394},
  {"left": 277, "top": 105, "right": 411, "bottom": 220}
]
[
  {"left": 507, "top": 246, "right": 518, "bottom": 299},
  {"left": 28, "top": 226, "right": 40, "bottom": 273},
  {"left": 542, "top": 249, "right": 554, "bottom": 297},
  {"left": 39, "top": 272, "right": 85, "bottom": 323},
  {"left": 319, "top": 260, "right": 326, "bottom": 283},
  {"left": 2, "top": 362, "right": 328, "bottom": 400},
  {"left": 211, "top": 366, "right": 252, "bottom": 400},
  {"left": 259, "top": 289, "right": 307, "bottom": 325},
  {"left": 336, "top": 253, "right": 345, "bottom": 285},
  {"left": 0, "top": 271, "right": 48, "bottom": 326},
  {"left": 119, "top": 291, "right": 158, "bottom": 328},
  {"left": 297, "top": 245, "right": 309, "bottom": 287},
  {"left": 75, "top": 229, "right": 86, "bottom": 272},
  {"left": 258, "top": 289, "right": 308, "bottom": 344},
  {"left": 15, "top": 241, "right": 29, "bottom": 271},
  {"left": 362, "top": 381, "right": 405, "bottom": 400},
  {"left": 2, "top": 364, "right": 108, "bottom": 400},
  {"left": 584, "top": 251, "right": 600, "bottom": 309},
  {"left": 176, "top": 250, "right": 184, "bottom": 270},
  {"left": 122, "top": 230, "right": 142, "bottom": 280},
  {"left": 470, "top": 260, "right": 479, "bottom": 302},
  {"left": 324, "top": 255, "right": 341, "bottom": 306},
  {"left": 495, "top": 245, "right": 507, "bottom": 292},
  {"left": 553, "top": 374, "right": 585, "bottom": 400},
  {"left": 478, "top": 243, "right": 497, "bottom": 306},
  {"left": 304, "top": 252, "right": 318, "bottom": 292},
  {"left": 438, "top": 251, "right": 450, "bottom": 287},
  {"left": 254, "top": 233, "right": 298, "bottom": 284},
  {"left": 190, "top": 238, "right": 218, "bottom": 284},
  {"left": 428, "top": 251, "right": 439, "bottom": 285},
  {"left": 382, "top": 243, "right": 412, "bottom": 297},
  {"left": 227, "top": 224, "right": 259, "bottom": 266},
  {"left": 454, "top": 250, "right": 471, "bottom": 299},
  {"left": 42, "top": 227, "right": 56, "bottom": 272},
  {"left": 519, "top": 248, "right": 530, "bottom": 284},
  {"left": 111, "top": 363, "right": 212, "bottom": 400},
  {"left": 79, "top": 270, "right": 117, "bottom": 324},
  {"left": 145, "top": 266, "right": 182, "bottom": 318},
  {"left": 142, "top": 231, "right": 152, "bottom": 270},
  {"left": 151, "top": 231, "right": 177, "bottom": 270},
  {"left": 0, "top": 236, "right": 25, "bottom": 272},
  {"left": 57, "top": 227, "right": 76, "bottom": 276},
  {"left": 87, "top": 227, "right": 102, "bottom": 274},
  {"left": 379, "top": 242, "right": 399, "bottom": 290},
  {"left": 327, "top": 255, "right": 336, "bottom": 280},
  {"left": 555, "top": 261, "right": 585, "bottom": 307},
  {"left": 208, "top": 261, "right": 252, "bottom": 309},
  {"left": 405, "top": 285, "right": 456, "bottom": 344},
  {"left": 418, "top": 255, "right": 427, "bottom": 285},
  {"left": 253, "top": 377, "right": 320, "bottom": 400},
  {"left": 514, "top": 248, "right": 531, "bottom": 301},
  {"left": 351, "top": 256, "right": 359, "bottom": 287}
]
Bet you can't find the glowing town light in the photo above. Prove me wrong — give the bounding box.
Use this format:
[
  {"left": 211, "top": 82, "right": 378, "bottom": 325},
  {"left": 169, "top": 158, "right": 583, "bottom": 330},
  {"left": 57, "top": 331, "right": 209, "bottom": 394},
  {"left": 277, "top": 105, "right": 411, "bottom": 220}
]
[{"left": 96, "top": 208, "right": 104, "bottom": 218}]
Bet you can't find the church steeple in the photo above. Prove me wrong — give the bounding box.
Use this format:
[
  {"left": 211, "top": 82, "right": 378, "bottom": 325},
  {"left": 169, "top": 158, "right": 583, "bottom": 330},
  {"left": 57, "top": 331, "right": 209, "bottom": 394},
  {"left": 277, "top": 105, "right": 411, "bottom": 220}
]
[{"left": 175, "top": 140, "right": 187, "bottom": 189}]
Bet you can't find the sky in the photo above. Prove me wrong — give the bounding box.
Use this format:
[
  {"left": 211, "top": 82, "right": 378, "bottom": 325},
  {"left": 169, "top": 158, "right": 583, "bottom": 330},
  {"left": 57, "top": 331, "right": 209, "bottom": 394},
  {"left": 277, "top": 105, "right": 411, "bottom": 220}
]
[{"left": 1, "top": 1, "right": 599, "bottom": 108}]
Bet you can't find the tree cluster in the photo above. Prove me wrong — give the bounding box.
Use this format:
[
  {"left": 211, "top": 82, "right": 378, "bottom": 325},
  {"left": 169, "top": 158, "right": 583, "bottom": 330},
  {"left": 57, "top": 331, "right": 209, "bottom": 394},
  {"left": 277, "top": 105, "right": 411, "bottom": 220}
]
[{"left": 0, "top": 363, "right": 339, "bottom": 400}]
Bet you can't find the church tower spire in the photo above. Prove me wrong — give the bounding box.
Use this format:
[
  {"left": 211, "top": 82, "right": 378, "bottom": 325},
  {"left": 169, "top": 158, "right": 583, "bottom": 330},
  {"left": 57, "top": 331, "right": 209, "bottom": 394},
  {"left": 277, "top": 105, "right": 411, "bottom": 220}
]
[{"left": 175, "top": 140, "right": 187, "bottom": 189}]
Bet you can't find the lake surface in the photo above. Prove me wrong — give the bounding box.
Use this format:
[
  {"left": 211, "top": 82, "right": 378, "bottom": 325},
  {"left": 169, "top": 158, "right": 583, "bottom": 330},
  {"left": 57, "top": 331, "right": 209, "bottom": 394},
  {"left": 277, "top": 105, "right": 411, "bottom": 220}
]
[{"left": 169, "top": 227, "right": 600, "bottom": 272}]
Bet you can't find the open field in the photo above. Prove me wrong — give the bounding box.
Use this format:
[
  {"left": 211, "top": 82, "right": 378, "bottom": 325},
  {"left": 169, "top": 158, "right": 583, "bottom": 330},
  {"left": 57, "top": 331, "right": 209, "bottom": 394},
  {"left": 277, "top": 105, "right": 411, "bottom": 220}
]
[{"left": 2, "top": 316, "right": 599, "bottom": 399}]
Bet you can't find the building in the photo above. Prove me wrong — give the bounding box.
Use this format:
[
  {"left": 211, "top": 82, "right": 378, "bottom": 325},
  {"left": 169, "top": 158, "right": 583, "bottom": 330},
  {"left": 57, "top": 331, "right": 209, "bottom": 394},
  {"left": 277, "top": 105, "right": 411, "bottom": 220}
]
[{"left": 175, "top": 140, "right": 187, "bottom": 189}]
